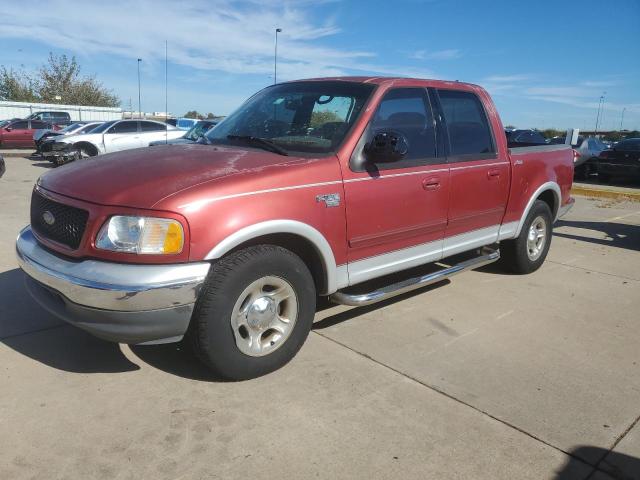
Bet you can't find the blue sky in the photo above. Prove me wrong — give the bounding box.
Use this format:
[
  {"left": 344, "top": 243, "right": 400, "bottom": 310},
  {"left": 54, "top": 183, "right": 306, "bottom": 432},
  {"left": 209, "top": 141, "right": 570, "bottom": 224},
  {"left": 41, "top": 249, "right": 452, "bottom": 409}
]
[{"left": 1, "top": 0, "right": 639, "bottom": 130}]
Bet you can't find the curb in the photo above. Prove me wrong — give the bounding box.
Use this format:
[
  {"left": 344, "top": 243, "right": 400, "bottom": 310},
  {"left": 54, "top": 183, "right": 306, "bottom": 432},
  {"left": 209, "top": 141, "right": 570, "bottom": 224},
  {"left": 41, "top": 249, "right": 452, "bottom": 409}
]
[
  {"left": 0, "top": 151, "right": 35, "bottom": 158},
  {"left": 571, "top": 185, "right": 640, "bottom": 202}
]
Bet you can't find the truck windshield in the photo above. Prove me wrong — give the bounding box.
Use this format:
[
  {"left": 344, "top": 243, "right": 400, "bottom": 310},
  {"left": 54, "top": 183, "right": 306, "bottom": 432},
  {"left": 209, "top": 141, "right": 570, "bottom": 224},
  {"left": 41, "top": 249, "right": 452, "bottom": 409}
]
[{"left": 205, "top": 81, "right": 376, "bottom": 155}]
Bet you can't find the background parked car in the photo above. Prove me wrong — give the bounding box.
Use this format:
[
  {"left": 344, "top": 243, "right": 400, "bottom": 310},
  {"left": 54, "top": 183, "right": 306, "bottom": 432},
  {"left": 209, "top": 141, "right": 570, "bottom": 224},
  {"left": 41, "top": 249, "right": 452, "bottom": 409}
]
[
  {"left": 149, "top": 119, "right": 218, "bottom": 146},
  {"left": 0, "top": 119, "right": 61, "bottom": 148},
  {"left": 176, "top": 117, "right": 199, "bottom": 130},
  {"left": 549, "top": 135, "right": 607, "bottom": 179},
  {"left": 25, "top": 111, "right": 72, "bottom": 126},
  {"left": 35, "top": 122, "right": 103, "bottom": 154},
  {"left": 596, "top": 138, "right": 640, "bottom": 182},
  {"left": 45, "top": 119, "right": 184, "bottom": 165},
  {"left": 505, "top": 129, "right": 547, "bottom": 147}
]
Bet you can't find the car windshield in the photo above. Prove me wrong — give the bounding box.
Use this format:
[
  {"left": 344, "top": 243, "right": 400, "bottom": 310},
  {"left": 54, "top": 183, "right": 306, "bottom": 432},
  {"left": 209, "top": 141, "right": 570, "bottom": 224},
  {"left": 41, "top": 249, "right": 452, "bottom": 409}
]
[
  {"left": 205, "top": 81, "right": 376, "bottom": 155},
  {"left": 185, "top": 122, "right": 215, "bottom": 141},
  {"left": 89, "top": 120, "right": 117, "bottom": 133}
]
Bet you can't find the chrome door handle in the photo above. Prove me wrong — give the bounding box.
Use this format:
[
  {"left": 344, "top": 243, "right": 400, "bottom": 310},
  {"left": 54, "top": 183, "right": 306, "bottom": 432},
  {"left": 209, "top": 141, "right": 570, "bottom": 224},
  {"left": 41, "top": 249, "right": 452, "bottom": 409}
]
[{"left": 487, "top": 169, "right": 501, "bottom": 179}]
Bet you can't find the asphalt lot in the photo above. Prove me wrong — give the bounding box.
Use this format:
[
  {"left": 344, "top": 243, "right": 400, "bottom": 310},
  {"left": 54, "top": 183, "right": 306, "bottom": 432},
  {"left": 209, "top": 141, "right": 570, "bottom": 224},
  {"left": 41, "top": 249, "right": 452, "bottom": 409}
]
[{"left": 1, "top": 155, "right": 639, "bottom": 480}]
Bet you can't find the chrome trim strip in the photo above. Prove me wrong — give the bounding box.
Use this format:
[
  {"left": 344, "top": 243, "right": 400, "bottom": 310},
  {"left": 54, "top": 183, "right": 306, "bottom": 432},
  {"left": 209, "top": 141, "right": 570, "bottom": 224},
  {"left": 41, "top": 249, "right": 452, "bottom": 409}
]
[
  {"left": 331, "top": 247, "right": 500, "bottom": 306},
  {"left": 343, "top": 168, "right": 449, "bottom": 183},
  {"left": 204, "top": 220, "right": 340, "bottom": 295},
  {"left": 498, "top": 221, "right": 518, "bottom": 240},
  {"left": 16, "top": 226, "right": 210, "bottom": 312}
]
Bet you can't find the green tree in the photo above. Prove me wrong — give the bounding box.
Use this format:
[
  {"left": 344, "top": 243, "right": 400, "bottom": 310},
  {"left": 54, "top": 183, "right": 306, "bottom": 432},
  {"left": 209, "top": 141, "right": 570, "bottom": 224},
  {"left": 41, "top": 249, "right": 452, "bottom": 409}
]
[
  {"left": 184, "top": 110, "right": 203, "bottom": 119},
  {"left": 310, "top": 110, "right": 341, "bottom": 128},
  {"left": 0, "top": 53, "right": 119, "bottom": 107},
  {"left": 0, "top": 67, "right": 39, "bottom": 102},
  {"left": 541, "top": 128, "right": 564, "bottom": 139}
]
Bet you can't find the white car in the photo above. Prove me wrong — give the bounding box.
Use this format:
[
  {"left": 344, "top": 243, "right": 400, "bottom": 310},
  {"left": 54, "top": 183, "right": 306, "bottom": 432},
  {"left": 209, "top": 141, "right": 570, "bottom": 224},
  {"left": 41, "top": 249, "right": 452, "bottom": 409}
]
[{"left": 47, "top": 119, "right": 184, "bottom": 158}]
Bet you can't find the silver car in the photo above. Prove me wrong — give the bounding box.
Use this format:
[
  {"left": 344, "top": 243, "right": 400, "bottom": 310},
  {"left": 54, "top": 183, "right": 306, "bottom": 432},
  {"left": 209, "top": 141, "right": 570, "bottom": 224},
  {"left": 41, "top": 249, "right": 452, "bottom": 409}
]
[{"left": 550, "top": 136, "right": 607, "bottom": 178}]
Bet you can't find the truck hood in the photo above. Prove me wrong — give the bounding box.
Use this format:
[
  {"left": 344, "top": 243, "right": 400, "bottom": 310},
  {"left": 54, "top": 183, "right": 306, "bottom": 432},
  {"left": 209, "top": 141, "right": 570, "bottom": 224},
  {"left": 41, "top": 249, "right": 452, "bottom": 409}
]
[{"left": 38, "top": 144, "right": 307, "bottom": 209}]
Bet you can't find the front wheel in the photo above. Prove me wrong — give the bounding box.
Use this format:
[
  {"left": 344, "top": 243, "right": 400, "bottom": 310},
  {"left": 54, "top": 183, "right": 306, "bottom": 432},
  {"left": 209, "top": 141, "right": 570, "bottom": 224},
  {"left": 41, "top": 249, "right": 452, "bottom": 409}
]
[
  {"left": 500, "top": 200, "right": 553, "bottom": 274},
  {"left": 189, "top": 245, "right": 316, "bottom": 380}
]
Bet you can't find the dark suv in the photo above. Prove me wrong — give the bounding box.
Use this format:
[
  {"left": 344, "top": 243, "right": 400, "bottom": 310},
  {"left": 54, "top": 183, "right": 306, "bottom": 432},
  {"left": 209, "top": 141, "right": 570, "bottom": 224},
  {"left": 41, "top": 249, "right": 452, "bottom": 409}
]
[{"left": 26, "top": 111, "right": 72, "bottom": 126}]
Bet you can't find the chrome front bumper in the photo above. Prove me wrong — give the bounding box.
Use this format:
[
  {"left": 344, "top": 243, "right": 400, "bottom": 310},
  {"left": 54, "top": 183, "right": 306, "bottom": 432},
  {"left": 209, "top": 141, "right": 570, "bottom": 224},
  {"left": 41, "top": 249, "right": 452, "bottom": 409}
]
[{"left": 16, "top": 226, "right": 211, "bottom": 344}]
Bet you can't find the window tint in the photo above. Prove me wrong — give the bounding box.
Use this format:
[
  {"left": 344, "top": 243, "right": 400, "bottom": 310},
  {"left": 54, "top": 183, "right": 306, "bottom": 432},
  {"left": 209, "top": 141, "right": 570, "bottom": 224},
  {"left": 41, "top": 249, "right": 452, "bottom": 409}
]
[
  {"left": 108, "top": 121, "right": 138, "bottom": 134},
  {"left": 367, "top": 88, "right": 436, "bottom": 164},
  {"left": 619, "top": 140, "right": 640, "bottom": 151},
  {"left": 10, "top": 121, "right": 28, "bottom": 129},
  {"left": 437, "top": 90, "right": 495, "bottom": 156},
  {"left": 31, "top": 120, "right": 50, "bottom": 129},
  {"left": 140, "top": 121, "right": 166, "bottom": 132},
  {"left": 80, "top": 124, "right": 99, "bottom": 133}
]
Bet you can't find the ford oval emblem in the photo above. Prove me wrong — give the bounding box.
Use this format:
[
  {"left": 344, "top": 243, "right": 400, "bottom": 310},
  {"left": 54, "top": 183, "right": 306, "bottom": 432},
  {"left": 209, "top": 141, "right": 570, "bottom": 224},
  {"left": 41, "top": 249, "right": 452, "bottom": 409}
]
[{"left": 42, "top": 211, "right": 55, "bottom": 226}]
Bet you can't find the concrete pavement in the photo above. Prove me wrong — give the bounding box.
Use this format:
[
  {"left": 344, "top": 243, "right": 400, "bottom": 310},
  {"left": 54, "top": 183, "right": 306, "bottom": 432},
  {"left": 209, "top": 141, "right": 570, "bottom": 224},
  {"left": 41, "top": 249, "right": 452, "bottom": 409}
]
[{"left": 1, "top": 155, "right": 639, "bottom": 479}]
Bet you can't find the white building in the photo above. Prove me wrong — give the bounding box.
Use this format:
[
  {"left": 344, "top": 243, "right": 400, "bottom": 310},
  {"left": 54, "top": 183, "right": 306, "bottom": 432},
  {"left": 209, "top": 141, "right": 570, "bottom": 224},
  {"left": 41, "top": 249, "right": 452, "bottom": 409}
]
[{"left": 0, "top": 100, "right": 122, "bottom": 121}]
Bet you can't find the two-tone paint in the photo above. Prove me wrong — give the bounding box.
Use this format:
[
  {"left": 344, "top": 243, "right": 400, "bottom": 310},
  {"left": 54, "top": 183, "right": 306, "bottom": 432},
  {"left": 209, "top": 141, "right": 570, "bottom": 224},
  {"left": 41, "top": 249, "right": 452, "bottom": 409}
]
[{"left": 33, "top": 77, "right": 575, "bottom": 297}]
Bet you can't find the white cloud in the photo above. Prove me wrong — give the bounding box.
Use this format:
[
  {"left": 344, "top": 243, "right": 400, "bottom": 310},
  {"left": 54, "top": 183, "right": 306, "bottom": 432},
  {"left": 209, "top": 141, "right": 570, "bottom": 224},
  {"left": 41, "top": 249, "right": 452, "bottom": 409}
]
[
  {"left": 0, "top": 0, "right": 431, "bottom": 81},
  {"left": 410, "top": 49, "right": 461, "bottom": 60}
]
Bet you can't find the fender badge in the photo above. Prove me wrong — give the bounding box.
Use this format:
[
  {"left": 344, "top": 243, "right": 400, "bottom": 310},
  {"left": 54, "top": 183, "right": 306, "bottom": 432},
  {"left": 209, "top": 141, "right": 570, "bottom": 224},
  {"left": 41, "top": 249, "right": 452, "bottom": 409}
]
[{"left": 316, "top": 193, "right": 341, "bottom": 207}]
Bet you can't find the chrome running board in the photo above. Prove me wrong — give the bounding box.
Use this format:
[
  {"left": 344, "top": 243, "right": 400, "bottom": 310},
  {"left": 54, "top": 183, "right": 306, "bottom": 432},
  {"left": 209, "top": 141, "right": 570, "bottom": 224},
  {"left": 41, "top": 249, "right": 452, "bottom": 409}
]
[{"left": 330, "top": 247, "right": 500, "bottom": 307}]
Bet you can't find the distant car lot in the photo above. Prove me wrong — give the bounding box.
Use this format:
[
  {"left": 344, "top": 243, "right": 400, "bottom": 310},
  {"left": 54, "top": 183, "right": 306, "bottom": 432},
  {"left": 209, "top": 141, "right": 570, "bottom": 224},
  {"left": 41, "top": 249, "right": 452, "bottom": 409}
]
[{"left": 0, "top": 155, "right": 639, "bottom": 479}]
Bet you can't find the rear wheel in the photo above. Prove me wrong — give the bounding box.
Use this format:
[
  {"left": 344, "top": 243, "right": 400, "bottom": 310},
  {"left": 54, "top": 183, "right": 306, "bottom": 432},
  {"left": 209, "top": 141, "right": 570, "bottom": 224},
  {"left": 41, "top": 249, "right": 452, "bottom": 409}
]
[
  {"left": 500, "top": 200, "right": 552, "bottom": 274},
  {"left": 189, "top": 245, "right": 316, "bottom": 380}
]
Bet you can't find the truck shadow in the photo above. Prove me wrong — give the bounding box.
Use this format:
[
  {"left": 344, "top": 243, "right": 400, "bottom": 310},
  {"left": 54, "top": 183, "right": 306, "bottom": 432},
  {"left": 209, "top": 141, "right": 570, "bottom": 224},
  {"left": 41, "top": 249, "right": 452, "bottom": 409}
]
[
  {"left": 555, "top": 219, "right": 640, "bottom": 252},
  {"left": 554, "top": 445, "right": 640, "bottom": 480},
  {"left": 0, "top": 268, "right": 139, "bottom": 374}
]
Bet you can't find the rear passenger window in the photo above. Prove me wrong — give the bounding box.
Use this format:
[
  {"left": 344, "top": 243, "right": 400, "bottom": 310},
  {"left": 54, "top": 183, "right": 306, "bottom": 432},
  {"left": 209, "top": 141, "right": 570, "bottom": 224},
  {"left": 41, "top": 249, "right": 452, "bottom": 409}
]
[
  {"left": 140, "top": 121, "right": 165, "bottom": 132},
  {"left": 437, "top": 90, "right": 495, "bottom": 157}
]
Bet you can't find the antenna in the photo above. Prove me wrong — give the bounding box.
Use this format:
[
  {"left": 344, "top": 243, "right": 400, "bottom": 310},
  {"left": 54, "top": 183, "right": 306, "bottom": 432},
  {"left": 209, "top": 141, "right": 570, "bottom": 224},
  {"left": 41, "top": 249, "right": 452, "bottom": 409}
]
[{"left": 164, "top": 40, "right": 169, "bottom": 145}]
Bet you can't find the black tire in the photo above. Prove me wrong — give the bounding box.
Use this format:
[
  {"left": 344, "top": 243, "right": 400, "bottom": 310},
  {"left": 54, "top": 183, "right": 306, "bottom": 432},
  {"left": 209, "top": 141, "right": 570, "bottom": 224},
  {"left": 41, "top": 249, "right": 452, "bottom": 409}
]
[
  {"left": 189, "top": 245, "right": 316, "bottom": 380},
  {"left": 75, "top": 144, "right": 97, "bottom": 159},
  {"left": 499, "top": 200, "right": 553, "bottom": 274}
]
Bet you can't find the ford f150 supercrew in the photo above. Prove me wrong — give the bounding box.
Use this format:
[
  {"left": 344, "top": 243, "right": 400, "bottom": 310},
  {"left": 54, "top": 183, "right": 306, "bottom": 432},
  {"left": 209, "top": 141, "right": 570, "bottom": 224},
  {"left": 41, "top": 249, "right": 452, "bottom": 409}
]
[{"left": 16, "top": 77, "right": 575, "bottom": 380}]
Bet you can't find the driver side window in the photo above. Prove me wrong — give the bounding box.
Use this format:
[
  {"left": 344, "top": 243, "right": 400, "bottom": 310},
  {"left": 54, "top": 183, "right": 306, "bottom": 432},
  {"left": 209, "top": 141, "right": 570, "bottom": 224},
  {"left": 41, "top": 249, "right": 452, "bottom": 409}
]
[{"left": 352, "top": 88, "right": 438, "bottom": 171}]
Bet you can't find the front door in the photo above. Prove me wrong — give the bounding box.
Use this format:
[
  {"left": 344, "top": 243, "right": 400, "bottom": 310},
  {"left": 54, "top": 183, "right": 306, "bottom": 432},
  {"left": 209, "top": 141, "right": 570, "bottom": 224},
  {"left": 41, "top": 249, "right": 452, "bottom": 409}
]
[
  {"left": 435, "top": 88, "right": 510, "bottom": 256},
  {"left": 343, "top": 87, "right": 449, "bottom": 285},
  {"left": 3, "top": 121, "right": 31, "bottom": 147}
]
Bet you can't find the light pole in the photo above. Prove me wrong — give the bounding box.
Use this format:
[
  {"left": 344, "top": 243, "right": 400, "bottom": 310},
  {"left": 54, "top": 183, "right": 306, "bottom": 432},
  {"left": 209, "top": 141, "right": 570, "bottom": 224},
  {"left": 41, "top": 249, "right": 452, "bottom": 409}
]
[
  {"left": 620, "top": 107, "right": 626, "bottom": 132},
  {"left": 137, "top": 58, "right": 142, "bottom": 118},
  {"left": 274, "top": 28, "right": 282, "bottom": 85},
  {"left": 594, "top": 91, "right": 606, "bottom": 134}
]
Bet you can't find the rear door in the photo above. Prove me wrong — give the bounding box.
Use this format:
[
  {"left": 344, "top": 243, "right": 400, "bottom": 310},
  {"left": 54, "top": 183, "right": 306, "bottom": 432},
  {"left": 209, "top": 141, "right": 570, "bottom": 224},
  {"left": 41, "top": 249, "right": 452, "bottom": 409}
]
[
  {"left": 103, "top": 120, "right": 141, "bottom": 152},
  {"left": 343, "top": 87, "right": 450, "bottom": 284},
  {"left": 139, "top": 121, "right": 169, "bottom": 145},
  {"left": 434, "top": 88, "right": 510, "bottom": 255}
]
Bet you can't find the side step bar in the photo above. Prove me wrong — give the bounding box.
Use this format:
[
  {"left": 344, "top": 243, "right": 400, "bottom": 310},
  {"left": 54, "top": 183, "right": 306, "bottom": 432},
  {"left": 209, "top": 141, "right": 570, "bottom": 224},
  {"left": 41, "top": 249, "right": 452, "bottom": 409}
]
[{"left": 330, "top": 247, "right": 500, "bottom": 307}]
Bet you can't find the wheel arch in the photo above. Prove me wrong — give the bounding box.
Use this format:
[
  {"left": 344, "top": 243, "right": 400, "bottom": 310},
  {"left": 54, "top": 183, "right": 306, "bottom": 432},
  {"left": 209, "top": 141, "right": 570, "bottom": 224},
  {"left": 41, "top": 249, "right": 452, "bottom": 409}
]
[
  {"left": 514, "top": 181, "right": 561, "bottom": 237},
  {"left": 204, "top": 220, "right": 345, "bottom": 295},
  {"left": 73, "top": 141, "right": 98, "bottom": 156}
]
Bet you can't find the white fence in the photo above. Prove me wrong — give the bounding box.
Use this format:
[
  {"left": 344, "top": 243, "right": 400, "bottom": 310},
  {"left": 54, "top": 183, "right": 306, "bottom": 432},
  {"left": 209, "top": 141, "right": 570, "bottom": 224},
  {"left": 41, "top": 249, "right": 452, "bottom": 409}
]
[{"left": 0, "top": 101, "right": 122, "bottom": 121}]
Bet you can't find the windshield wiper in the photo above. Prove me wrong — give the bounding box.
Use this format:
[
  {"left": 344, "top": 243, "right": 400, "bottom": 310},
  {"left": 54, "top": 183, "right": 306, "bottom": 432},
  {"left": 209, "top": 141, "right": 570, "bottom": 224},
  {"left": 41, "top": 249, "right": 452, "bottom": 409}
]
[{"left": 226, "top": 135, "right": 289, "bottom": 156}]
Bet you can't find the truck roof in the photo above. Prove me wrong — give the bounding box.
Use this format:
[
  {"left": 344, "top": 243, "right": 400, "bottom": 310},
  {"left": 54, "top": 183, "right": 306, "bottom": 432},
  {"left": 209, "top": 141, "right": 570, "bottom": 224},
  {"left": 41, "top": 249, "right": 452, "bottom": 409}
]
[{"left": 290, "top": 76, "right": 482, "bottom": 91}]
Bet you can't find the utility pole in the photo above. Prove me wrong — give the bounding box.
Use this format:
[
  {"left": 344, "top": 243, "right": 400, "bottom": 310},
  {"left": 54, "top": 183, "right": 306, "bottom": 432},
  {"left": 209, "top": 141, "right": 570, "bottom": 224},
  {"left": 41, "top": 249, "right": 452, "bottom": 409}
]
[
  {"left": 594, "top": 91, "right": 606, "bottom": 134},
  {"left": 274, "top": 28, "right": 282, "bottom": 85},
  {"left": 137, "top": 58, "right": 142, "bottom": 118},
  {"left": 620, "top": 107, "right": 626, "bottom": 132}
]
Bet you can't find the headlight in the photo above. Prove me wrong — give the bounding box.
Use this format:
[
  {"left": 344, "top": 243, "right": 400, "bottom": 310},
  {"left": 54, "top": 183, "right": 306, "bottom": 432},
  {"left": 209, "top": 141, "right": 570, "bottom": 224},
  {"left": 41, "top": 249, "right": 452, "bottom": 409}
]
[{"left": 96, "top": 216, "right": 184, "bottom": 254}]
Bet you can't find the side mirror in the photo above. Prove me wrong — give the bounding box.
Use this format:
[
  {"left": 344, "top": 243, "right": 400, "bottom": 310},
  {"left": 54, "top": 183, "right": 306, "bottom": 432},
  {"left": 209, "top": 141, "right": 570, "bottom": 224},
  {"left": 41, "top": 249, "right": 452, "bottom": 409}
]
[
  {"left": 5, "top": 127, "right": 12, "bottom": 132},
  {"left": 365, "top": 130, "right": 408, "bottom": 163}
]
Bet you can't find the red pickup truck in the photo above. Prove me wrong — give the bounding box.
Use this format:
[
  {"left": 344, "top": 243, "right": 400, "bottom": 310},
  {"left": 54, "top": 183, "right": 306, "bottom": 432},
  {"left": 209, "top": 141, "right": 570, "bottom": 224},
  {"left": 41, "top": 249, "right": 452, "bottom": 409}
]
[{"left": 16, "top": 77, "right": 574, "bottom": 379}]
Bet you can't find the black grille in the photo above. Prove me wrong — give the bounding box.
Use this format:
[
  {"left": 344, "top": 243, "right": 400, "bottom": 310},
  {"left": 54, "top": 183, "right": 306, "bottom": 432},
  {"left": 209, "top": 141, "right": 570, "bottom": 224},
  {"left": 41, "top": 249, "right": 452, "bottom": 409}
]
[{"left": 31, "top": 190, "right": 89, "bottom": 250}]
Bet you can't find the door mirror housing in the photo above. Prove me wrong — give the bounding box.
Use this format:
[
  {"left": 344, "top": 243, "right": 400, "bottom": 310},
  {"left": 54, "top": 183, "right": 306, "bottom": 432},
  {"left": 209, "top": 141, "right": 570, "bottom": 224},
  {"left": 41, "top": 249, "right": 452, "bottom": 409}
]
[
  {"left": 364, "top": 130, "right": 408, "bottom": 163},
  {"left": 5, "top": 127, "right": 12, "bottom": 132}
]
